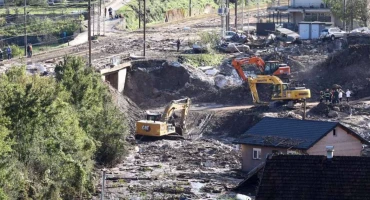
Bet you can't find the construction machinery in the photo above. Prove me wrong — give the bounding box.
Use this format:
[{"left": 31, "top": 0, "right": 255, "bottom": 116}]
[
  {"left": 232, "top": 62, "right": 311, "bottom": 107},
  {"left": 136, "top": 98, "right": 191, "bottom": 137},
  {"left": 231, "top": 56, "right": 291, "bottom": 81}
]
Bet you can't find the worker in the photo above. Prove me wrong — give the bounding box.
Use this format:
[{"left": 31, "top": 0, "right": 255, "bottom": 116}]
[
  {"left": 0, "top": 48, "right": 3, "bottom": 61},
  {"left": 6, "top": 45, "right": 11, "bottom": 60},
  {"left": 338, "top": 89, "right": 343, "bottom": 102},
  {"left": 176, "top": 38, "right": 181, "bottom": 52},
  {"left": 108, "top": 7, "right": 113, "bottom": 19},
  {"left": 324, "top": 89, "right": 331, "bottom": 103},
  {"left": 27, "top": 43, "right": 32, "bottom": 57},
  {"left": 319, "top": 91, "right": 324, "bottom": 103},
  {"left": 333, "top": 89, "right": 339, "bottom": 104},
  {"left": 346, "top": 89, "right": 351, "bottom": 102}
]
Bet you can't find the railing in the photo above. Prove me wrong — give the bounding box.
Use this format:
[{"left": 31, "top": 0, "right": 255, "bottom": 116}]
[
  {"left": 304, "top": 16, "right": 331, "bottom": 22},
  {"left": 289, "top": 3, "right": 330, "bottom": 9}
]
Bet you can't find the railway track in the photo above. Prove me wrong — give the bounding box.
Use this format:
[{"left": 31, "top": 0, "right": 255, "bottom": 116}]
[{"left": 4, "top": 5, "right": 269, "bottom": 65}]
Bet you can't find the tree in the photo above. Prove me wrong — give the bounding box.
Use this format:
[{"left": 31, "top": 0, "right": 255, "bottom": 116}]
[
  {"left": 323, "top": 0, "right": 370, "bottom": 28},
  {"left": 0, "top": 56, "right": 129, "bottom": 199}
]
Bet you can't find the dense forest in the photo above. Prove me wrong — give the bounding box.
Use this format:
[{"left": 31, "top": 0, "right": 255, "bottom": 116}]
[{"left": 0, "top": 57, "right": 128, "bottom": 199}]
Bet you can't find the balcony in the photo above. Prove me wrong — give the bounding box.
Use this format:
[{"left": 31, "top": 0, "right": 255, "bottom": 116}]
[{"left": 289, "top": 3, "right": 330, "bottom": 9}]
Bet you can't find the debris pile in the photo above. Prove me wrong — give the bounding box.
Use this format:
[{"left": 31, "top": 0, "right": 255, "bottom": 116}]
[{"left": 98, "top": 139, "right": 243, "bottom": 199}]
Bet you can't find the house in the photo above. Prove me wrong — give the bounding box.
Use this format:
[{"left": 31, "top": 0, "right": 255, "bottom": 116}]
[
  {"left": 255, "top": 154, "right": 370, "bottom": 200},
  {"left": 234, "top": 117, "right": 369, "bottom": 172},
  {"left": 287, "top": 0, "right": 334, "bottom": 25},
  {"left": 267, "top": 0, "right": 334, "bottom": 26}
]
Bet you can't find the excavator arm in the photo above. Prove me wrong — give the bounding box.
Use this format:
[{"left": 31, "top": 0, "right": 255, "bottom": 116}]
[
  {"left": 231, "top": 56, "right": 266, "bottom": 77},
  {"left": 231, "top": 58, "right": 287, "bottom": 104},
  {"left": 161, "top": 98, "right": 191, "bottom": 129}
]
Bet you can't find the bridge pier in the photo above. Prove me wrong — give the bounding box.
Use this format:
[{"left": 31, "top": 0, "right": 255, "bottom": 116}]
[{"left": 100, "top": 62, "right": 131, "bottom": 93}]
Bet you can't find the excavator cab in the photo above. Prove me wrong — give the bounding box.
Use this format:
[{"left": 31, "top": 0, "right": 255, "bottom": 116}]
[
  {"left": 145, "top": 112, "right": 162, "bottom": 121},
  {"left": 136, "top": 98, "right": 191, "bottom": 137},
  {"left": 272, "top": 84, "right": 289, "bottom": 98},
  {"left": 265, "top": 61, "right": 290, "bottom": 77}
]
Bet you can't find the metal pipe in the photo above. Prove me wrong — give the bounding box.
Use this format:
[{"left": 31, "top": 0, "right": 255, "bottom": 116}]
[{"left": 100, "top": 169, "right": 106, "bottom": 200}]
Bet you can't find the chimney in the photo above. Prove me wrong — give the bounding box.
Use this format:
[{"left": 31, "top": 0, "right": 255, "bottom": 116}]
[{"left": 326, "top": 146, "right": 334, "bottom": 159}]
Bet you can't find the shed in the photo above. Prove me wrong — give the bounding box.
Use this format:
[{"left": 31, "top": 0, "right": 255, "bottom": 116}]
[{"left": 299, "top": 21, "right": 326, "bottom": 39}]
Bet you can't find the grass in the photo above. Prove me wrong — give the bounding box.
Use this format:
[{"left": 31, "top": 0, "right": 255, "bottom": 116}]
[
  {"left": 116, "top": 0, "right": 219, "bottom": 30},
  {"left": 0, "top": 5, "right": 87, "bottom": 15},
  {"left": 182, "top": 53, "right": 225, "bottom": 67},
  {"left": 32, "top": 43, "right": 68, "bottom": 54}
]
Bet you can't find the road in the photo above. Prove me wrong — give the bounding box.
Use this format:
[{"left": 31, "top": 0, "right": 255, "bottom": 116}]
[{"left": 69, "top": 0, "right": 130, "bottom": 46}]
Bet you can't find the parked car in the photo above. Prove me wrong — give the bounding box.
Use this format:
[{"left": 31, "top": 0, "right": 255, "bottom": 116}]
[
  {"left": 320, "top": 28, "right": 346, "bottom": 40},
  {"left": 223, "top": 31, "right": 237, "bottom": 40},
  {"left": 350, "top": 27, "right": 370, "bottom": 34}
]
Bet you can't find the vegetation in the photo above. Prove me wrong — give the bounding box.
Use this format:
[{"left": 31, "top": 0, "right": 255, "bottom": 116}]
[
  {"left": 116, "top": 0, "right": 218, "bottom": 30},
  {"left": 0, "top": 56, "right": 128, "bottom": 199},
  {"left": 0, "top": 16, "right": 82, "bottom": 36},
  {"left": 182, "top": 53, "right": 225, "bottom": 67},
  {"left": 323, "top": 0, "right": 370, "bottom": 27}
]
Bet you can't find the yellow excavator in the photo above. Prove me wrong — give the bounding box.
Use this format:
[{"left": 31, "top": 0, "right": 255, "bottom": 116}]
[
  {"left": 136, "top": 98, "right": 191, "bottom": 137},
  {"left": 232, "top": 60, "right": 311, "bottom": 107}
]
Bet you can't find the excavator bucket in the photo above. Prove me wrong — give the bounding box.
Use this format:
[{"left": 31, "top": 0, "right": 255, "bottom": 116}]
[{"left": 175, "top": 127, "right": 183, "bottom": 136}]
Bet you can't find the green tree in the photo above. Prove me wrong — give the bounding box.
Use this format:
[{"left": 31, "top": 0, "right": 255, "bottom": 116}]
[
  {"left": 55, "top": 56, "right": 129, "bottom": 165},
  {"left": 323, "top": 0, "right": 370, "bottom": 28}
]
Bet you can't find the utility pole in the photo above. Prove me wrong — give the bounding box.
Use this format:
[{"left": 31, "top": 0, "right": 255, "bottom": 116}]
[
  {"left": 24, "top": 0, "right": 27, "bottom": 57},
  {"left": 257, "top": 0, "right": 260, "bottom": 23},
  {"left": 139, "top": 0, "right": 141, "bottom": 28},
  {"left": 241, "top": 0, "right": 244, "bottom": 32},
  {"left": 343, "top": 0, "right": 346, "bottom": 31},
  {"left": 235, "top": 0, "right": 238, "bottom": 30},
  {"left": 189, "top": 0, "right": 192, "bottom": 17},
  {"left": 98, "top": 0, "right": 101, "bottom": 35},
  {"left": 93, "top": 3, "right": 95, "bottom": 36},
  {"left": 88, "top": 0, "right": 92, "bottom": 66},
  {"left": 143, "top": 0, "right": 146, "bottom": 57},
  {"left": 226, "top": 0, "right": 230, "bottom": 31},
  {"left": 103, "top": 0, "right": 105, "bottom": 35},
  {"left": 247, "top": 0, "right": 250, "bottom": 35}
]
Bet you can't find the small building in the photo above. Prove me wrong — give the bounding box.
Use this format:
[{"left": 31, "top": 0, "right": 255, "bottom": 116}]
[
  {"left": 234, "top": 117, "right": 369, "bottom": 172},
  {"left": 255, "top": 154, "right": 370, "bottom": 200},
  {"left": 299, "top": 21, "right": 326, "bottom": 39}
]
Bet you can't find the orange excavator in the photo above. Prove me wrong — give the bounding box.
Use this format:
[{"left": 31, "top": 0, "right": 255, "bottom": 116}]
[
  {"left": 231, "top": 58, "right": 311, "bottom": 108},
  {"left": 231, "top": 56, "right": 291, "bottom": 81}
]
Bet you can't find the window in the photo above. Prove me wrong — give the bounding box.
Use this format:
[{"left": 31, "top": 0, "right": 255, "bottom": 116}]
[
  {"left": 272, "top": 150, "right": 279, "bottom": 154},
  {"left": 333, "top": 129, "right": 337, "bottom": 137},
  {"left": 253, "top": 148, "right": 261, "bottom": 160}
]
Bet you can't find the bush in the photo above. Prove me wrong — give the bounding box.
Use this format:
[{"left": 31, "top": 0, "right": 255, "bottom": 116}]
[
  {"left": 0, "top": 56, "right": 129, "bottom": 199},
  {"left": 10, "top": 44, "right": 24, "bottom": 57}
]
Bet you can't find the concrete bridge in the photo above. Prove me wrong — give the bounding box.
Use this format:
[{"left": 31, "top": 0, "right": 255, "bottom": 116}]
[{"left": 100, "top": 62, "right": 131, "bottom": 93}]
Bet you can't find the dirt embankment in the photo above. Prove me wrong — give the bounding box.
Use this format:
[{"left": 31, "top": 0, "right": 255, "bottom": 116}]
[
  {"left": 301, "top": 44, "right": 370, "bottom": 100},
  {"left": 124, "top": 60, "right": 262, "bottom": 109}
]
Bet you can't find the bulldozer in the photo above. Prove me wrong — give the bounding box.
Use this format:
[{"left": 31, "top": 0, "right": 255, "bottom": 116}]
[
  {"left": 135, "top": 98, "right": 191, "bottom": 137},
  {"left": 232, "top": 60, "right": 311, "bottom": 107},
  {"left": 231, "top": 56, "right": 291, "bottom": 82}
]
